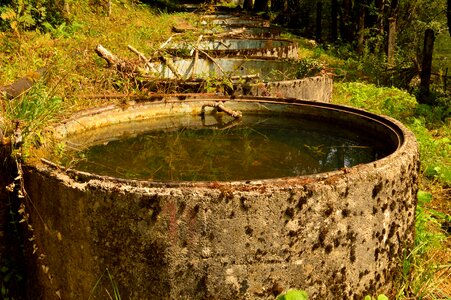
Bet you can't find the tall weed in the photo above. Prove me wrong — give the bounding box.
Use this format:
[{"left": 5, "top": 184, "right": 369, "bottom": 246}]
[
  {"left": 396, "top": 191, "right": 449, "bottom": 299},
  {"left": 2, "top": 79, "right": 63, "bottom": 156}
]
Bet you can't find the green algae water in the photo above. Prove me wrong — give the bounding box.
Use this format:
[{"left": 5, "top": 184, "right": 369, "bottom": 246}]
[{"left": 62, "top": 114, "right": 387, "bottom": 181}]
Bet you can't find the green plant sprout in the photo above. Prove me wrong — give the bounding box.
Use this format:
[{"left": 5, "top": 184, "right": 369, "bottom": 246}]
[{"left": 276, "top": 289, "right": 309, "bottom": 300}]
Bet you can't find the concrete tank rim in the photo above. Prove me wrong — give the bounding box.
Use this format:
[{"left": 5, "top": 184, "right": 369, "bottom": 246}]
[
  {"left": 169, "top": 37, "right": 297, "bottom": 46},
  {"left": 35, "top": 96, "right": 417, "bottom": 189}
]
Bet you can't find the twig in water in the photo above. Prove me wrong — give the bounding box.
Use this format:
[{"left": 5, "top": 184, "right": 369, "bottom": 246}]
[{"left": 201, "top": 101, "right": 242, "bottom": 119}]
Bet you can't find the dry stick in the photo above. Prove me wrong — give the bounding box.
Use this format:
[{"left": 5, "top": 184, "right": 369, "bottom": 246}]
[
  {"left": 158, "top": 35, "right": 183, "bottom": 79},
  {"left": 190, "top": 35, "right": 204, "bottom": 56},
  {"left": 201, "top": 101, "right": 242, "bottom": 119},
  {"left": 159, "top": 35, "right": 176, "bottom": 50},
  {"left": 191, "top": 35, "right": 204, "bottom": 79},
  {"left": 160, "top": 55, "right": 182, "bottom": 79},
  {"left": 230, "top": 74, "right": 260, "bottom": 80},
  {"left": 128, "top": 45, "right": 147, "bottom": 62},
  {"left": 127, "top": 45, "right": 157, "bottom": 73},
  {"left": 215, "top": 27, "right": 246, "bottom": 38},
  {"left": 218, "top": 39, "right": 231, "bottom": 48},
  {"left": 195, "top": 47, "right": 226, "bottom": 75},
  {"left": 107, "top": 0, "right": 112, "bottom": 17}
]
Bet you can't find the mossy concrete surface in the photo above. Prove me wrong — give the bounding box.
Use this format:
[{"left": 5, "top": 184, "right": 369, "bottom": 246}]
[{"left": 20, "top": 98, "right": 418, "bottom": 299}]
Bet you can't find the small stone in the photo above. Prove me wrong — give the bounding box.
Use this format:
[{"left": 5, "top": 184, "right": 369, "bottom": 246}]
[{"left": 201, "top": 247, "right": 212, "bottom": 258}]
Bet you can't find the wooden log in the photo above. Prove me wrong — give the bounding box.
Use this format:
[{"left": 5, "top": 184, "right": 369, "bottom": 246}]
[
  {"left": 128, "top": 45, "right": 148, "bottom": 62},
  {"left": 95, "top": 44, "right": 120, "bottom": 67},
  {"left": 0, "top": 68, "right": 47, "bottom": 100}
]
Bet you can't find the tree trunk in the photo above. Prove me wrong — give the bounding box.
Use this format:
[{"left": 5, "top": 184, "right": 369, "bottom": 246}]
[
  {"left": 243, "top": 0, "right": 253, "bottom": 10},
  {"left": 271, "top": 0, "right": 287, "bottom": 12},
  {"left": 253, "top": 0, "right": 269, "bottom": 11},
  {"left": 387, "top": 17, "right": 396, "bottom": 66},
  {"left": 448, "top": 0, "right": 451, "bottom": 36},
  {"left": 330, "top": 0, "right": 338, "bottom": 42},
  {"left": 339, "top": 0, "right": 353, "bottom": 42},
  {"left": 316, "top": 1, "right": 323, "bottom": 42},
  {"left": 375, "top": 0, "right": 385, "bottom": 34},
  {"left": 357, "top": 0, "right": 366, "bottom": 54},
  {"left": 420, "top": 29, "right": 435, "bottom": 103},
  {"left": 390, "top": 0, "right": 399, "bottom": 17}
]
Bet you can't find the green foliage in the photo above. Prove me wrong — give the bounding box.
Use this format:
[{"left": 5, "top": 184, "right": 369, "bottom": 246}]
[
  {"left": 364, "top": 294, "right": 389, "bottom": 300},
  {"left": 202, "top": 73, "right": 234, "bottom": 94},
  {"left": 1, "top": 258, "right": 24, "bottom": 300},
  {"left": 0, "top": 0, "right": 65, "bottom": 34},
  {"left": 295, "top": 58, "right": 324, "bottom": 78},
  {"left": 334, "top": 82, "right": 450, "bottom": 186},
  {"left": 42, "top": 21, "right": 84, "bottom": 39},
  {"left": 408, "top": 118, "right": 451, "bottom": 184},
  {"left": 89, "top": 268, "right": 121, "bottom": 300},
  {"left": 276, "top": 289, "right": 308, "bottom": 300},
  {"left": 333, "top": 82, "right": 418, "bottom": 120}
]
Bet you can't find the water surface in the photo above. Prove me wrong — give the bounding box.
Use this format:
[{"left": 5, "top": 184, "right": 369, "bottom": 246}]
[{"left": 62, "top": 114, "right": 385, "bottom": 181}]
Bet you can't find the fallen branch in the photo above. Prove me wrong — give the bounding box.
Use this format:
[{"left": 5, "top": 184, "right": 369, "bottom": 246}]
[
  {"left": 191, "top": 35, "right": 204, "bottom": 79},
  {"left": 95, "top": 44, "right": 142, "bottom": 74},
  {"left": 128, "top": 45, "right": 148, "bottom": 62},
  {"left": 215, "top": 27, "right": 246, "bottom": 38},
  {"left": 194, "top": 46, "right": 226, "bottom": 75},
  {"left": 230, "top": 74, "right": 260, "bottom": 80},
  {"left": 201, "top": 101, "right": 242, "bottom": 119},
  {"left": 159, "top": 35, "right": 175, "bottom": 50}
]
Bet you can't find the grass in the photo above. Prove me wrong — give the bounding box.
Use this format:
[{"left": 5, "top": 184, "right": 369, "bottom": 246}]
[{"left": 0, "top": 1, "right": 450, "bottom": 299}]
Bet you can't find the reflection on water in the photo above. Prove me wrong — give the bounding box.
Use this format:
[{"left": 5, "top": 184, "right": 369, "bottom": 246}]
[{"left": 62, "top": 114, "right": 386, "bottom": 181}]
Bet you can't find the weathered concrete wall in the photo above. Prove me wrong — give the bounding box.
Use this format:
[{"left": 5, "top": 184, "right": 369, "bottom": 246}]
[
  {"left": 218, "top": 26, "right": 282, "bottom": 39},
  {"left": 147, "top": 59, "right": 332, "bottom": 102},
  {"left": 169, "top": 39, "right": 298, "bottom": 59},
  {"left": 22, "top": 99, "right": 418, "bottom": 299},
  {"left": 208, "top": 18, "right": 270, "bottom": 27},
  {"left": 153, "top": 58, "right": 299, "bottom": 81},
  {"left": 245, "top": 76, "right": 333, "bottom": 102}
]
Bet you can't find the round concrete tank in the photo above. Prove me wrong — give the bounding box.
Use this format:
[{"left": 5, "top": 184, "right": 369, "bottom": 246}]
[
  {"left": 204, "top": 25, "right": 283, "bottom": 39},
  {"left": 146, "top": 58, "right": 333, "bottom": 102},
  {"left": 24, "top": 97, "right": 418, "bottom": 299}
]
